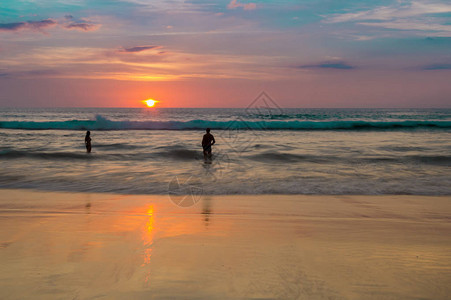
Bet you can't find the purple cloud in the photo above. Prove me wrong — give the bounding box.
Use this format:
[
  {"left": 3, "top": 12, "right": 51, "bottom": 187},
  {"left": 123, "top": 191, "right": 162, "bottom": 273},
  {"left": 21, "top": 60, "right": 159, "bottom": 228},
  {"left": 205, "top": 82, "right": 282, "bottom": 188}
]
[
  {"left": 0, "top": 18, "right": 99, "bottom": 33},
  {"left": 0, "top": 19, "right": 56, "bottom": 32},
  {"left": 297, "top": 60, "right": 355, "bottom": 70},
  {"left": 120, "top": 46, "right": 160, "bottom": 53},
  {"left": 0, "top": 69, "right": 61, "bottom": 79},
  {"left": 422, "top": 63, "right": 451, "bottom": 70},
  {"left": 63, "top": 22, "right": 99, "bottom": 31}
]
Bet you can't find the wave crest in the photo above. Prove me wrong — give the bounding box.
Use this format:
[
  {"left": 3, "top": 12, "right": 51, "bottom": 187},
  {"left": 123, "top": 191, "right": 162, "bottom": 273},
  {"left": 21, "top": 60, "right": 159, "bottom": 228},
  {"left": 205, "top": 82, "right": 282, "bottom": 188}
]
[{"left": 0, "top": 115, "right": 450, "bottom": 131}]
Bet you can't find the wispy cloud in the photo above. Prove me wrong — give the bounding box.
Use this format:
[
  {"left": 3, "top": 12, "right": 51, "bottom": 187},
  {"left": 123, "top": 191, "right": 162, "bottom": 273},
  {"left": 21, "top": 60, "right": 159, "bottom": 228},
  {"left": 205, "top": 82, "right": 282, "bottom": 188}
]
[
  {"left": 0, "top": 69, "right": 61, "bottom": 79},
  {"left": 0, "top": 45, "right": 289, "bottom": 82},
  {"left": 358, "top": 20, "right": 451, "bottom": 34},
  {"left": 326, "top": 2, "right": 451, "bottom": 23},
  {"left": 422, "top": 63, "right": 451, "bottom": 70},
  {"left": 60, "top": 16, "right": 100, "bottom": 31},
  {"left": 120, "top": 46, "right": 160, "bottom": 53},
  {"left": 296, "top": 59, "right": 355, "bottom": 70},
  {"left": 227, "top": 0, "right": 257, "bottom": 11},
  {"left": 63, "top": 22, "right": 99, "bottom": 31},
  {"left": 324, "top": 1, "right": 451, "bottom": 37},
  {"left": 0, "top": 19, "right": 56, "bottom": 32},
  {"left": 0, "top": 17, "right": 100, "bottom": 33}
]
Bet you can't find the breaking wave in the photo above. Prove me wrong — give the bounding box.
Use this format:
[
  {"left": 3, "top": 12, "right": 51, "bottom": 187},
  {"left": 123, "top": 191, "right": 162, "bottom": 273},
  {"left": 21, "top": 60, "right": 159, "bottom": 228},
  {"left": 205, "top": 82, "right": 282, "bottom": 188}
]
[{"left": 0, "top": 115, "right": 450, "bottom": 131}]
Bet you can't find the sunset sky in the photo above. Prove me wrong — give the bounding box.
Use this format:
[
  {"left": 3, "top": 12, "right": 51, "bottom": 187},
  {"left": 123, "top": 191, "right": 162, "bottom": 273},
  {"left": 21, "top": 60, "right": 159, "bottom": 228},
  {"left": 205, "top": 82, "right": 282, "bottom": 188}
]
[{"left": 1, "top": 0, "right": 450, "bottom": 107}]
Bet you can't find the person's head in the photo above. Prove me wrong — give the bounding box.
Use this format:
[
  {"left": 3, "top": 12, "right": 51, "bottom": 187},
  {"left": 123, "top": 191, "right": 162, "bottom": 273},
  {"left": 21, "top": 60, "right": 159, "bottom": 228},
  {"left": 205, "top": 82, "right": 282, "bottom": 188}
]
[
  {"left": 206, "top": 128, "right": 211, "bottom": 133},
  {"left": 86, "top": 131, "right": 90, "bottom": 136}
]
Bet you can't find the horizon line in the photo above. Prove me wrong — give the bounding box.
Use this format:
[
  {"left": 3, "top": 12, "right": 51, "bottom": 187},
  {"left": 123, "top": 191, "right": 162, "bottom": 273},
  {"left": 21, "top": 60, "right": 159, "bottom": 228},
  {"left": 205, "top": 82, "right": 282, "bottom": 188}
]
[{"left": 1, "top": 106, "right": 451, "bottom": 109}]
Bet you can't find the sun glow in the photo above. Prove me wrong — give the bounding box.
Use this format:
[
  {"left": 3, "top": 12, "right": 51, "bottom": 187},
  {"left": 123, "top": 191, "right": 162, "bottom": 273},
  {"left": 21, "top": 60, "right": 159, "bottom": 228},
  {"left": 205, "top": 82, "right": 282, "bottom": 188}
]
[{"left": 143, "top": 99, "right": 159, "bottom": 107}]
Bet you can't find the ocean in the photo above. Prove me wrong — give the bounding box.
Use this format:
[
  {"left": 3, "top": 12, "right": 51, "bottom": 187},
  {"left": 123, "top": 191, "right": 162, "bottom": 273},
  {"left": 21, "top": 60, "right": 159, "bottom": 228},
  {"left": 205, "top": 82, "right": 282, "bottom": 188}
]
[{"left": 1, "top": 107, "right": 450, "bottom": 195}]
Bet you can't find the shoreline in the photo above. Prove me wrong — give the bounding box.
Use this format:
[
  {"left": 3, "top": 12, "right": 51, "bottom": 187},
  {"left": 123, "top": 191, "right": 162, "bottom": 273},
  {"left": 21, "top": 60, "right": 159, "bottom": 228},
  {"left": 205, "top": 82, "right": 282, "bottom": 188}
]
[{"left": 0, "top": 189, "right": 450, "bottom": 299}]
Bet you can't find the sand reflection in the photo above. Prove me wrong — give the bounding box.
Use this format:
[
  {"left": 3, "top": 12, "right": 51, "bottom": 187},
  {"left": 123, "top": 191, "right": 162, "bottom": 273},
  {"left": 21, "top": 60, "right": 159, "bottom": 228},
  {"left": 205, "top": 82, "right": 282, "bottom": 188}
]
[
  {"left": 142, "top": 205, "right": 155, "bottom": 266},
  {"left": 202, "top": 196, "right": 212, "bottom": 227},
  {"left": 142, "top": 205, "right": 155, "bottom": 285}
]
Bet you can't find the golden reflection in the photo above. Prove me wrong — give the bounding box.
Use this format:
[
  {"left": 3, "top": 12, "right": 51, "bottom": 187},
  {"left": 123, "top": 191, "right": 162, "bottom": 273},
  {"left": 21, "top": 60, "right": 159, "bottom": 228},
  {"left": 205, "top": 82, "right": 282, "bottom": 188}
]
[
  {"left": 142, "top": 205, "right": 155, "bottom": 284},
  {"left": 142, "top": 206, "right": 155, "bottom": 264}
]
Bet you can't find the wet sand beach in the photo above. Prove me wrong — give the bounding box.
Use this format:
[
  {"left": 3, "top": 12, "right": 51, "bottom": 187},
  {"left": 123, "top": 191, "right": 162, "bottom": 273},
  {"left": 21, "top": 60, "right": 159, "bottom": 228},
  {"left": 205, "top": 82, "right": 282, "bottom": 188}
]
[{"left": 0, "top": 189, "right": 450, "bottom": 299}]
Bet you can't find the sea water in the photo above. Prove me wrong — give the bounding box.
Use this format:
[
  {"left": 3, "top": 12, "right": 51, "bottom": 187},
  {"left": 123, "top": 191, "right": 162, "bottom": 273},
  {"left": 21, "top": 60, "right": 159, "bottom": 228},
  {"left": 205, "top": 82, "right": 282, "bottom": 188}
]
[{"left": 1, "top": 108, "right": 450, "bottom": 195}]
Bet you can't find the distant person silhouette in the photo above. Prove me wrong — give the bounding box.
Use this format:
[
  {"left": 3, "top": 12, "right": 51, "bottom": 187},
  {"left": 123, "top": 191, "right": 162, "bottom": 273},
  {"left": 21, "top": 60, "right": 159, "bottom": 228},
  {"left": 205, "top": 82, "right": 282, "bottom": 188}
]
[
  {"left": 85, "top": 131, "right": 92, "bottom": 153},
  {"left": 202, "top": 128, "right": 215, "bottom": 159}
]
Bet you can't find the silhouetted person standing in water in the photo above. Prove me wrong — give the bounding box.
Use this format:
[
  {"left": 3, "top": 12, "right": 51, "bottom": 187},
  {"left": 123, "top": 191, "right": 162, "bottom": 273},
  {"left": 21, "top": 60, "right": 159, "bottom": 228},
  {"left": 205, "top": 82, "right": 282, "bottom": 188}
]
[
  {"left": 85, "top": 131, "right": 92, "bottom": 153},
  {"left": 202, "top": 128, "right": 215, "bottom": 159}
]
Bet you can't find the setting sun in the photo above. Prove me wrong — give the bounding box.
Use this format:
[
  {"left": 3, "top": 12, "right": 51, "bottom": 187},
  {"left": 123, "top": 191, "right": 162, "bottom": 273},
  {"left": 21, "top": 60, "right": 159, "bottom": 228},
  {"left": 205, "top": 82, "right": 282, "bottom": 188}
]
[{"left": 143, "top": 99, "right": 159, "bottom": 108}]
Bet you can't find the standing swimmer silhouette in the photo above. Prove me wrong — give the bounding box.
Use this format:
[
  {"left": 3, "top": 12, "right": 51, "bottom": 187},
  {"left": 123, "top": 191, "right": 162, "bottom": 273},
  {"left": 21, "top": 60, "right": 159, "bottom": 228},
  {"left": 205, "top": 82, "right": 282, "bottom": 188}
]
[
  {"left": 202, "top": 128, "right": 215, "bottom": 160},
  {"left": 85, "top": 131, "right": 92, "bottom": 153}
]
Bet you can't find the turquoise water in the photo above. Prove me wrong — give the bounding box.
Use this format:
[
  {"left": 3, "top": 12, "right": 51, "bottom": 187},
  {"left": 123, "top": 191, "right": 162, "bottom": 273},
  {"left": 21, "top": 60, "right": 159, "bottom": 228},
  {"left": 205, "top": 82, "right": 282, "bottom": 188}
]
[{"left": 1, "top": 108, "right": 450, "bottom": 195}]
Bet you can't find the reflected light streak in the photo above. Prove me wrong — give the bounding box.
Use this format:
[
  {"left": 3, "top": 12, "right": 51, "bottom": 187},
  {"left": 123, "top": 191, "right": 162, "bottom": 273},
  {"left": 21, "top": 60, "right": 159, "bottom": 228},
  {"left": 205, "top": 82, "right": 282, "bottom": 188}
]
[
  {"left": 142, "top": 205, "right": 155, "bottom": 285},
  {"left": 142, "top": 206, "right": 155, "bottom": 266}
]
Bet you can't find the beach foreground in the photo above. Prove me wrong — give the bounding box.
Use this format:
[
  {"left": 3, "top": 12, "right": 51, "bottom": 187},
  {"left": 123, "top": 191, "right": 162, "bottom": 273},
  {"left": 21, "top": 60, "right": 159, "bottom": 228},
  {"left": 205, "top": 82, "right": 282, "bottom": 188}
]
[{"left": 0, "top": 190, "right": 450, "bottom": 299}]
